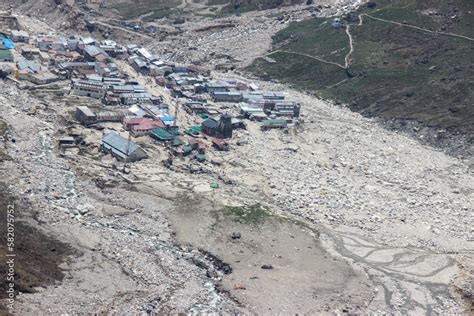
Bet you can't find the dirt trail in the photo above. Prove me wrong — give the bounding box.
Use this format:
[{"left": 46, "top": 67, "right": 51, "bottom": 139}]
[
  {"left": 344, "top": 24, "right": 353, "bottom": 68},
  {"left": 94, "top": 20, "right": 155, "bottom": 40},
  {"left": 266, "top": 49, "right": 347, "bottom": 69},
  {"left": 359, "top": 13, "right": 474, "bottom": 41}
]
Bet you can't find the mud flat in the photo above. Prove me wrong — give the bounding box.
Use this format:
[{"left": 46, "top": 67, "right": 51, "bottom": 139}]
[{"left": 169, "top": 197, "right": 373, "bottom": 314}]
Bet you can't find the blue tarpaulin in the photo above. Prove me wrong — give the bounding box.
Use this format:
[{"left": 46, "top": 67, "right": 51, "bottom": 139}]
[
  {"left": 160, "top": 116, "right": 175, "bottom": 121},
  {"left": 2, "top": 38, "right": 14, "bottom": 49}
]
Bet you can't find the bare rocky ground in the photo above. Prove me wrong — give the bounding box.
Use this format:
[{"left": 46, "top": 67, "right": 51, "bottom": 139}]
[
  {"left": 0, "top": 2, "right": 473, "bottom": 314},
  {"left": 147, "top": 1, "right": 366, "bottom": 68}
]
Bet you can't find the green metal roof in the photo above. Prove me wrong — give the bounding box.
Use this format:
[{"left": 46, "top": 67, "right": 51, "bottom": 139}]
[
  {"left": 183, "top": 145, "right": 193, "bottom": 155},
  {"left": 186, "top": 125, "right": 201, "bottom": 135},
  {"left": 172, "top": 137, "right": 183, "bottom": 146},
  {"left": 150, "top": 128, "right": 174, "bottom": 141},
  {"left": 0, "top": 46, "right": 13, "bottom": 61},
  {"left": 196, "top": 154, "right": 206, "bottom": 162}
]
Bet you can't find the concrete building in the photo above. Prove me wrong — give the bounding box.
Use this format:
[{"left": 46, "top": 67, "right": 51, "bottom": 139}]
[
  {"left": 101, "top": 132, "right": 147, "bottom": 162},
  {"left": 75, "top": 106, "right": 97, "bottom": 125},
  {"left": 72, "top": 79, "right": 107, "bottom": 99},
  {"left": 83, "top": 45, "right": 109, "bottom": 62},
  {"left": 0, "top": 44, "right": 13, "bottom": 62},
  {"left": 201, "top": 114, "right": 233, "bottom": 139},
  {"left": 262, "top": 92, "right": 285, "bottom": 100},
  {"left": 9, "top": 30, "right": 29, "bottom": 43},
  {"left": 26, "top": 72, "right": 58, "bottom": 85},
  {"left": 212, "top": 91, "right": 242, "bottom": 102},
  {"left": 96, "top": 111, "right": 126, "bottom": 122}
]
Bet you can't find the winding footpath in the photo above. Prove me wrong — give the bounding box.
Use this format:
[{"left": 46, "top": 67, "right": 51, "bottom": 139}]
[
  {"left": 276, "top": 12, "right": 474, "bottom": 71},
  {"left": 360, "top": 14, "right": 474, "bottom": 42}
]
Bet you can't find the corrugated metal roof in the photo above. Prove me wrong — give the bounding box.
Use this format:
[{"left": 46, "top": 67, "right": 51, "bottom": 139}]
[
  {"left": 202, "top": 118, "right": 218, "bottom": 129},
  {"left": 84, "top": 45, "right": 101, "bottom": 57},
  {"left": 151, "top": 128, "right": 174, "bottom": 140},
  {"left": 77, "top": 106, "right": 95, "bottom": 117},
  {"left": 102, "top": 132, "right": 140, "bottom": 157},
  {"left": 0, "top": 47, "right": 13, "bottom": 61}
]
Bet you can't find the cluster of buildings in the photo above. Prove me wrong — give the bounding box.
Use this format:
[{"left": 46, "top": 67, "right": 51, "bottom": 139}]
[
  {"left": 0, "top": 13, "right": 301, "bottom": 165},
  {"left": 162, "top": 73, "right": 300, "bottom": 126}
]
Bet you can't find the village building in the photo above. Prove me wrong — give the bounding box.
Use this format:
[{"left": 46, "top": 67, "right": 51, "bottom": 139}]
[
  {"left": 59, "top": 61, "right": 96, "bottom": 74},
  {"left": 120, "top": 92, "right": 152, "bottom": 105},
  {"left": 212, "top": 91, "right": 242, "bottom": 102},
  {"left": 261, "top": 119, "right": 288, "bottom": 130},
  {"left": 130, "top": 57, "right": 150, "bottom": 74},
  {"left": 67, "top": 38, "right": 80, "bottom": 51},
  {"left": 15, "top": 59, "right": 58, "bottom": 84},
  {"left": 77, "top": 37, "right": 96, "bottom": 52},
  {"left": 58, "top": 136, "right": 76, "bottom": 147},
  {"left": 104, "top": 93, "right": 121, "bottom": 105},
  {"left": 126, "top": 44, "right": 139, "bottom": 54},
  {"left": 262, "top": 92, "right": 285, "bottom": 100},
  {"left": 111, "top": 84, "right": 146, "bottom": 95},
  {"left": 72, "top": 79, "right": 107, "bottom": 99},
  {"left": 201, "top": 114, "right": 233, "bottom": 139},
  {"left": 205, "top": 81, "right": 233, "bottom": 93},
  {"left": 83, "top": 45, "right": 109, "bottom": 62},
  {"left": 212, "top": 139, "right": 229, "bottom": 151},
  {"left": 242, "top": 92, "right": 266, "bottom": 102},
  {"left": 136, "top": 47, "right": 155, "bottom": 61},
  {"left": 130, "top": 120, "right": 166, "bottom": 137},
  {"left": 150, "top": 128, "right": 175, "bottom": 142},
  {"left": 9, "top": 30, "right": 29, "bottom": 43},
  {"left": 95, "top": 111, "right": 126, "bottom": 122},
  {"left": 101, "top": 132, "right": 147, "bottom": 162},
  {"left": 123, "top": 117, "right": 165, "bottom": 136},
  {"left": 75, "top": 106, "right": 97, "bottom": 125},
  {"left": 0, "top": 44, "right": 13, "bottom": 62},
  {"left": 184, "top": 102, "right": 207, "bottom": 114},
  {"left": 21, "top": 48, "right": 40, "bottom": 59},
  {"left": 26, "top": 72, "right": 58, "bottom": 84},
  {"left": 38, "top": 36, "right": 67, "bottom": 53},
  {"left": 39, "top": 51, "right": 51, "bottom": 63},
  {"left": 268, "top": 100, "right": 301, "bottom": 117}
]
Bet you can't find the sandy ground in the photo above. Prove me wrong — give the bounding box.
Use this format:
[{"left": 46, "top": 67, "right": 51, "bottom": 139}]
[
  {"left": 168, "top": 197, "right": 373, "bottom": 314},
  {"left": 0, "top": 2, "right": 472, "bottom": 314}
]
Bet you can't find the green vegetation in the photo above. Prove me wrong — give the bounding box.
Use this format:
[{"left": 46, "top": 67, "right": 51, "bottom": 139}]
[
  {"left": 143, "top": 8, "right": 184, "bottom": 21},
  {"left": 248, "top": 0, "right": 474, "bottom": 133},
  {"left": 221, "top": 204, "right": 270, "bottom": 224},
  {"left": 272, "top": 17, "right": 349, "bottom": 65},
  {"left": 217, "top": 0, "right": 299, "bottom": 16},
  {"left": 0, "top": 184, "right": 72, "bottom": 305},
  {"left": 207, "top": 0, "right": 230, "bottom": 6},
  {"left": 110, "top": 0, "right": 181, "bottom": 19},
  {"left": 218, "top": 3, "right": 259, "bottom": 16}
]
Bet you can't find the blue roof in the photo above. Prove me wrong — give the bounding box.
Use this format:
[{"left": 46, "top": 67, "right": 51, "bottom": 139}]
[
  {"left": 2, "top": 38, "right": 14, "bottom": 49},
  {"left": 160, "top": 116, "right": 175, "bottom": 121},
  {"left": 17, "top": 59, "right": 41, "bottom": 73},
  {"left": 101, "top": 132, "right": 140, "bottom": 158}
]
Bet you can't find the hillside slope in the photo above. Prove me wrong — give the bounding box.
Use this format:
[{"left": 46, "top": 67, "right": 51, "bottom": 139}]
[{"left": 249, "top": 0, "right": 474, "bottom": 150}]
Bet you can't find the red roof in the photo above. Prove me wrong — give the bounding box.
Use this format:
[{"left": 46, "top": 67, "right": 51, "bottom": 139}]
[
  {"left": 131, "top": 120, "right": 165, "bottom": 131},
  {"left": 123, "top": 117, "right": 150, "bottom": 126},
  {"left": 212, "top": 139, "right": 228, "bottom": 146}
]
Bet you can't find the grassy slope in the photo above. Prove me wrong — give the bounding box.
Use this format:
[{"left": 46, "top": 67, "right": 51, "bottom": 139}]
[
  {"left": 109, "top": 0, "right": 182, "bottom": 20},
  {"left": 248, "top": 0, "right": 474, "bottom": 134}
]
